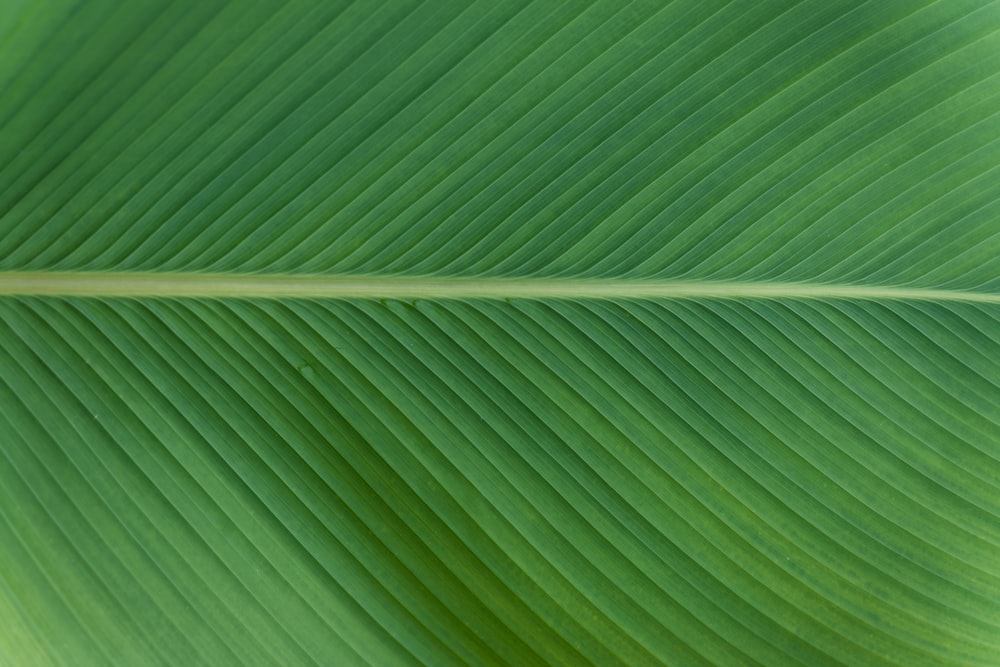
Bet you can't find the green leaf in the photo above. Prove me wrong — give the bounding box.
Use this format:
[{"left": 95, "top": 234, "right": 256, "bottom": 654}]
[{"left": 1, "top": 2, "right": 998, "bottom": 665}]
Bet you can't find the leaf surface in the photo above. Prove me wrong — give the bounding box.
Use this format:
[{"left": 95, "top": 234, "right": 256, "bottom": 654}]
[{"left": 1, "top": 2, "right": 999, "bottom": 665}]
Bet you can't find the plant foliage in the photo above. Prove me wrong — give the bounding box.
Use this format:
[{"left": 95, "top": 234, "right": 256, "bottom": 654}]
[{"left": 1, "top": 1, "right": 999, "bottom": 665}]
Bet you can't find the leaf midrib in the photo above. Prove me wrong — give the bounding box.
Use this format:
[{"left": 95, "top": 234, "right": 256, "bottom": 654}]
[{"left": 0, "top": 271, "right": 997, "bottom": 302}]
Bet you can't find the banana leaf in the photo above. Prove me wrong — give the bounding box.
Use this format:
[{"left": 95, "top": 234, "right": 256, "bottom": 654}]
[{"left": 1, "top": 1, "right": 998, "bottom": 665}]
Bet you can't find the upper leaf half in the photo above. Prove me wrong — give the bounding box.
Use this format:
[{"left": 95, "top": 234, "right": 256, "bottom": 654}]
[{"left": 1, "top": 0, "right": 998, "bottom": 291}]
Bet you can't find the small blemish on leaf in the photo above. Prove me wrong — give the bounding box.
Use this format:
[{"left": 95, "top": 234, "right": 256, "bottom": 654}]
[{"left": 296, "top": 361, "right": 317, "bottom": 381}]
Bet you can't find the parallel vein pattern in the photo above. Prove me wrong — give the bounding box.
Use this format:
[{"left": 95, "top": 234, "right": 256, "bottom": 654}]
[
  {"left": 1, "top": 298, "right": 999, "bottom": 666},
  {"left": 1, "top": 0, "right": 998, "bottom": 289},
  {"left": 1, "top": 1, "right": 999, "bottom": 666}
]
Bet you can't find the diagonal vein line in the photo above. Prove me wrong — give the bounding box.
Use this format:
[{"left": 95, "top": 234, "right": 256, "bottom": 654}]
[{"left": 0, "top": 272, "right": 999, "bottom": 302}]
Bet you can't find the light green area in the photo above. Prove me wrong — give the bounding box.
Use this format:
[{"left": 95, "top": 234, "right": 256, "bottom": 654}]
[
  {"left": 1, "top": 1, "right": 998, "bottom": 666},
  {"left": 0, "top": 272, "right": 999, "bottom": 303}
]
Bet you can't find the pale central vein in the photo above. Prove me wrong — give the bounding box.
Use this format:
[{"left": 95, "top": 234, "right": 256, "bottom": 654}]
[{"left": 0, "top": 272, "right": 997, "bottom": 303}]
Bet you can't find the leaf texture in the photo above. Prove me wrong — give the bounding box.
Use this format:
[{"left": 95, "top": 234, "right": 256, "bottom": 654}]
[{"left": 1, "top": 1, "right": 999, "bottom": 666}]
